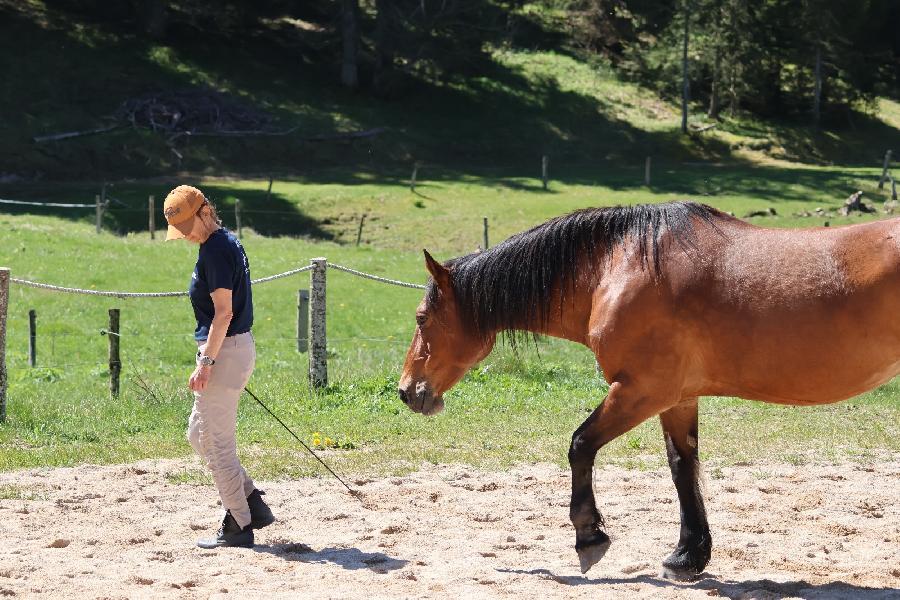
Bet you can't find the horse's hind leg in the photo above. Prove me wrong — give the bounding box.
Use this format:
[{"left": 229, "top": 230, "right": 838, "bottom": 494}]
[
  {"left": 659, "top": 398, "right": 711, "bottom": 580},
  {"left": 569, "top": 381, "right": 675, "bottom": 574}
]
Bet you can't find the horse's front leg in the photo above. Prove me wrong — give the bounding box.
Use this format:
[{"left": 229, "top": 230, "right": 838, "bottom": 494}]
[
  {"left": 658, "top": 398, "right": 711, "bottom": 580},
  {"left": 569, "top": 381, "right": 673, "bottom": 574}
]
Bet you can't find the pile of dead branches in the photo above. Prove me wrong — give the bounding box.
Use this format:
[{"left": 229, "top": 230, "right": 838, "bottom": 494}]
[
  {"left": 114, "top": 89, "right": 282, "bottom": 140},
  {"left": 33, "top": 88, "right": 386, "bottom": 145}
]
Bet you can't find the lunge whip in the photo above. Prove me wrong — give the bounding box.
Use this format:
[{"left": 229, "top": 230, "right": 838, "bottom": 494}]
[{"left": 243, "top": 386, "right": 363, "bottom": 504}]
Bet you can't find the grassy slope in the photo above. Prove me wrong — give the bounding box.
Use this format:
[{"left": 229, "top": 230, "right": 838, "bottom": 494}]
[{"left": 1, "top": 2, "right": 899, "bottom": 479}]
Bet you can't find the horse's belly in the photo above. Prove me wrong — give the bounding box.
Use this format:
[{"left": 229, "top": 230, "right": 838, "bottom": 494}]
[
  {"left": 711, "top": 358, "right": 900, "bottom": 405},
  {"left": 698, "top": 309, "right": 900, "bottom": 405}
]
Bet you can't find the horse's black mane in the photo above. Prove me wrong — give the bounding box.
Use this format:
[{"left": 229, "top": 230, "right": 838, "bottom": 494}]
[{"left": 425, "top": 201, "right": 725, "bottom": 341}]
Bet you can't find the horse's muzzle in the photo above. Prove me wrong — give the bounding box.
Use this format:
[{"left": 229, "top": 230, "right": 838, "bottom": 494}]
[{"left": 398, "top": 381, "right": 444, "bottom": 416}]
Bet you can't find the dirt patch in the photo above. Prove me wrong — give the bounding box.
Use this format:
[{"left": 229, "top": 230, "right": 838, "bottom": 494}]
[{"left": 0, "top": 459, "right": 898, "bottom": 599}]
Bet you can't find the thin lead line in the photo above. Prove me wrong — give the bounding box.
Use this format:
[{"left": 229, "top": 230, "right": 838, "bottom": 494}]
[{"left": 243, "top": 386, "right": 363, "bottom": 504}]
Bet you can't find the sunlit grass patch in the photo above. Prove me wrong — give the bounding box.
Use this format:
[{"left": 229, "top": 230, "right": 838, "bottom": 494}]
[{"left": 0, "top": 483, "right": 46, "bottom": 501}]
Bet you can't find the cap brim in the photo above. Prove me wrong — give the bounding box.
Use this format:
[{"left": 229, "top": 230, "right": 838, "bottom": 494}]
[{"left": 165, "top": 217, "right": 194, "bottom": 241}]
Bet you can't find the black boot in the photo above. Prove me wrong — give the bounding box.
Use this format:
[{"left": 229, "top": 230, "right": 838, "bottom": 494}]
[
  {"left": 248, "top": 489, "right": 276, "bottom": 529},
  {"left": 196, "top": 511, "right": 254, "bottom": 549}
]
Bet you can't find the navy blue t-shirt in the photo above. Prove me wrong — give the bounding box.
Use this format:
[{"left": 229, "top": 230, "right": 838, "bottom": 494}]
[{"left": 189, "top": 228, "right": 253, "bottom": 341}]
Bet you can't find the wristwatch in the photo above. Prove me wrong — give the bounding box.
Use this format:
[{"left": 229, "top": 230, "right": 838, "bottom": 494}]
[{"left": 196, "top": 351, "right": 216, "bottom": 366}]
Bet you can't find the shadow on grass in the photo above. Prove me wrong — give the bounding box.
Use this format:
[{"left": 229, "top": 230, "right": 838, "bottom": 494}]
[
  {"left": 0, "top": 159, "right": 880, "bottom": 241},
  {"left": 0, "top": 181, "right": 334, "bottom": 239}
]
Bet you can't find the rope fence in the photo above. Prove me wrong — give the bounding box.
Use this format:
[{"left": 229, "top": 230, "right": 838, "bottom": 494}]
[
  {"left": 9, "top": 264, "right": 317, "bottom": 298},
  {"left": 0, "top": 198, "right": 96, "bottom": 208},
  {"left": 329, "top": 263, "right": 426, "bottom": 290},
  {"left": 0, "top": 259, "right": 426, "bottom": 420}
]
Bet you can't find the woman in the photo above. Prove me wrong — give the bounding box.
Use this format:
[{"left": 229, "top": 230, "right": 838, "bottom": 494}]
[{"left": 163, "top": 184, "right": 275, "bottom": 548}]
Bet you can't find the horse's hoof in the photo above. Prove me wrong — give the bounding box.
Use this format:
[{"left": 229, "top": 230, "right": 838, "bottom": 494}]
[
  {"left": 659, "top": 564, "right": 702, "bottom": 581},
  {"left": 576, "top": 532, "right": 611, "bottom": 574},
  {"left": 660, "top": 547, "right": 708, "bottom": 581}
]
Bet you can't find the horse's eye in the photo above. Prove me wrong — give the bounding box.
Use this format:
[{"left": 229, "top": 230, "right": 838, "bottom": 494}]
[{"left": 416, "top": 313, "right": 428, "bottom": 327}]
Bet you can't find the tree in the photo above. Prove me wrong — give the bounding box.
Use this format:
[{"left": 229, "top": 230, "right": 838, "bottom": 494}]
[
  {"left": 373, "top": 0, "right": 395, "bottom": 96},
  {"left": 135, "top": 0, "right": 167, "bottom": 39},
  {"left": 341, "top": 0, "right": 360, "bottom": 90},
  {"left": 801, "top": 0, "right": 838, "bottom": 129},
  {"left": 680, "top": 0, "right": 692, "bottom": 133}
]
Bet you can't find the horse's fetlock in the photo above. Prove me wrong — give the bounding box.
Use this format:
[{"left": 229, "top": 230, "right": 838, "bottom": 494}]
[{"left": 570, "top": 503, "right": 603, "bottom": 530}]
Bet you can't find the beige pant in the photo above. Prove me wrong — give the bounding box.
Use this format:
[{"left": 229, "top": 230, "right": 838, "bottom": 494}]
[{"left": 187, "top": 332, "right": 257, "bottom": 528}]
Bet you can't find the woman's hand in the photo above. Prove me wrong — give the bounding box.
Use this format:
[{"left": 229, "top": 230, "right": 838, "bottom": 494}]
[{"left": 189, "top": 364, "right": 212, "bottom": 392}]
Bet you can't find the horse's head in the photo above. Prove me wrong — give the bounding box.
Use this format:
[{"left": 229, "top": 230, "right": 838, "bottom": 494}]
[{"left": 398, "top": 250, "right": 496, "bottom": 415}]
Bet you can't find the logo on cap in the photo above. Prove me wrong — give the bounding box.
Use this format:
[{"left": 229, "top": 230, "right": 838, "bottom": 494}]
[{"left": 164, "top": 206, "right": 181, "bottom": 218}]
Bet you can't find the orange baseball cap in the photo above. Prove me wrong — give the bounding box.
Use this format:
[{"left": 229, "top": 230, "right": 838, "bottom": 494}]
[{"left": 163, "top": 185, "right": 205, "bottom": 240}]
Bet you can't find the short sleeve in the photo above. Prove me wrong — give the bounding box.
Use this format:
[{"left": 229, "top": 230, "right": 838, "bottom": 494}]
[{"left": 201, "top": 242, "right": 236, "bottom": 292}]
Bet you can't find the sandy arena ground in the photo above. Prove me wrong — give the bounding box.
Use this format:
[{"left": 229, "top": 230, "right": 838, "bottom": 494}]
[{"left": 0, "top": 458, "right": 898, "bottom": 599}]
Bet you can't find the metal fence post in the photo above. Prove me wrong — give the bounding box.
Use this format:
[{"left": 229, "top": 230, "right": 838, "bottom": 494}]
[
  {"left": 235, "top": 198, "right": 242, "bottom": 239},
  {"left": 0, "top": 268, "right": 8, "bottom": 422},
  {"left": 483, "top": 216, "right": 489, "bottom": 250},
  {"left": 148, "top": 195, "right": 155, "bottom": 240},
  {"left": 645, "top": 156, "right": 652, "bottom": 186},
  {"left": 309, "top": 258, "right": 327, "bottom": 388},
  {"left": 28, "top": 309, "right": 36, "bottom": 367},
  {"left": 541, "top": 155, "right": 549, "bottom": 190},
  {"left": 95, "top": 195, "right": 102, "bottom": 234},
  {"left": 108, "top": 308, "right": 120, "bottom": 398},
  {"left": 878, "top": 150, "right": 892, "bottom": 190},
  {"left": 297, "top": 289, "right": 309, "bottom": 353}
]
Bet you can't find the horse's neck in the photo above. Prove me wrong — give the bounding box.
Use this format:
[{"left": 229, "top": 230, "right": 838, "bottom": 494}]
[{"left": 502, "top": 287, "right": 595, "bottom": 346}]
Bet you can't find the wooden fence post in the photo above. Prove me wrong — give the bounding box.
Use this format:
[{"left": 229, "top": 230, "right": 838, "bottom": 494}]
[
  {"left": 483, "top": 217, "right": 489, "bottom": 250},
  {"left": 878, "top": 150, "right": 892, "bottom": 190},
  {"left": 297, "top": 289, "right": 309, "bottom": 353},
  {"left": 28, "top": 309, "right": 36, "bottom": 368},
  {"left": 108, "top": 309, "right": 120, "bottom": 398},
  {"left": 0, "top": 268, "right": 8, "bottom": 422},
  {"left": 356, "top": 214, "right": 366, "bottom": 246},
  {"left": 235, "top": 198, "right": 242, "bottom": 239},
  {"left": 309, "top": 258, "right": 327, "bottom": 388},
  {"left": 645, "top": 156, "right": 652, "bottom": 186},
  {"left": 95, "top": 195, "right": 102, "bottom": 234},
  {"left": 148, "top": 195, "right": 155, "bottom": 240},
  {"left": 541, "top": 155, "right": 549, "bottom": 190}
]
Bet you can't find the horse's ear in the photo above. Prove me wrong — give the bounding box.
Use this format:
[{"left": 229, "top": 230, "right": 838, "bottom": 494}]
[{"left": 423, "top": 249, "right": 451, "bottom": 291}]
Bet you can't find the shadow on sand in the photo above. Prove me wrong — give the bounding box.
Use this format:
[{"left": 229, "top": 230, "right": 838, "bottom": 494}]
[
  {"left": 497, "top": 568, "right": 899, "bottom": 599},
  {"left": 254, "top": 542, "right": 408, "bottom": 573}
]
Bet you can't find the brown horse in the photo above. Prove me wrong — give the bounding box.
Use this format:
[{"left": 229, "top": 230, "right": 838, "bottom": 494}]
[{"left": 398, "top": 201, "right": 900, "bottom": 579}]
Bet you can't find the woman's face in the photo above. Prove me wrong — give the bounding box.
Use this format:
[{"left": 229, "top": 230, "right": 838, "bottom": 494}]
[{"left": 182, "top": 208, "right": 217, "bottom": 244}]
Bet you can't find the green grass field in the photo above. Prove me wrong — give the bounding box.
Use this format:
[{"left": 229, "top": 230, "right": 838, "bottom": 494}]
[
  {"left": 1, "top": 2, "right": 898, "bottom": 479},
  {"left": 1, "top": 165, "right": 899, "bottom": 480}
]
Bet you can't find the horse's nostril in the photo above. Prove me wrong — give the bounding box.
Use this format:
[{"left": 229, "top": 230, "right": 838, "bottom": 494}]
[{"left": 398, "top": 388, "right": 410, "bottom": 404}]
